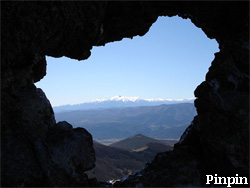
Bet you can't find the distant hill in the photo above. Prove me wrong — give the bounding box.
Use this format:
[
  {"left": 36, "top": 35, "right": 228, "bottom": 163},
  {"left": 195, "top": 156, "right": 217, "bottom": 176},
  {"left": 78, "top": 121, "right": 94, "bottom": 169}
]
[
  {"left": 86, "top": 142, "right": 147, "bottom": 181},
  {"left": 86, "top": 136, "right": 172, "bottom": 182},
  {"left": 110, "top": 134, "right": 169, "bottom": 151},
  {"left": 53, "top": 96, "right": 195, "bottom": 113},
  {"left": 133, "top": 142, "right": 173, "bottom": 162},
  {"left": 55, "top": 103, "right": 196, "bottom": 140}
]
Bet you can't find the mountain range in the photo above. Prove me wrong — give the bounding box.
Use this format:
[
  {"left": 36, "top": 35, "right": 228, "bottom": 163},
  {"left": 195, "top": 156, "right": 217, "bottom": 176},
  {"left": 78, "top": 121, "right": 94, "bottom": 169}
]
[
  {"left": 55, "top": 103, "right": 196, "bottom": 140},
  {"left": 53, "top": 96, "right": 195, "bottom": 113}
]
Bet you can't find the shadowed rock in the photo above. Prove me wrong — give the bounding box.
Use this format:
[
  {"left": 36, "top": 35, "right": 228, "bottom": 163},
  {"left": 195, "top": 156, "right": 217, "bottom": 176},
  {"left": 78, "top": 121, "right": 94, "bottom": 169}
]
[
  {"left": 47, "top": 121, "right": 95, "bottom": 176},
  {"left": 1, "top": 1, "right": 249, "bottom": 187}
]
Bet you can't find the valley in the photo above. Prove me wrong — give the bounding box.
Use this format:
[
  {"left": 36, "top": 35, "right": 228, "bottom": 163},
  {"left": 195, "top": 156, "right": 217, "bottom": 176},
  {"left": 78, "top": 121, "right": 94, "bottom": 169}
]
[
  {"left": 86, "top": 134, "right": 174, "bottom": 182},
  {"left": 54, "top": 101, "right": 196, "bottom": 181}
]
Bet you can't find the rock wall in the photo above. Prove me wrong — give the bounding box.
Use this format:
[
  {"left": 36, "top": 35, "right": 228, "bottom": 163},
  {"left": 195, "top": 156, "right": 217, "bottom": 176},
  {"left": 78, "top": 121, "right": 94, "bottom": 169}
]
[
  {"left": 1, "top": 1, "right": 249, "bottom": 187},
  {"left": 116, "top": 2, "right": 250, "bottom": 187}
]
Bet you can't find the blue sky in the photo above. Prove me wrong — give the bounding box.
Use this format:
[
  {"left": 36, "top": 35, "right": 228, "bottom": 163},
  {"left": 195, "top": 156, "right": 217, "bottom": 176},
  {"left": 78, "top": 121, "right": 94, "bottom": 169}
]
[{"left": 35, "top": 16, "right": 219, "bottom": 107}]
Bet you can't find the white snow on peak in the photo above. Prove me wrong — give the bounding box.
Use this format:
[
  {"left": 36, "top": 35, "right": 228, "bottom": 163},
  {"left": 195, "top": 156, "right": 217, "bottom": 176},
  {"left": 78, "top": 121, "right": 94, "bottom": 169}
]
[
  {"left": 52, "top": 96, "right": 196, "bottom": 109},
  {"left": 92, "top": 96, "right": 143, "bottom": 102},
  {"left": 89, "top": 96, "right": 195, "bottom": 103},
  {"left": 145, "top": 97, "right": 195, "bottom": 102}
]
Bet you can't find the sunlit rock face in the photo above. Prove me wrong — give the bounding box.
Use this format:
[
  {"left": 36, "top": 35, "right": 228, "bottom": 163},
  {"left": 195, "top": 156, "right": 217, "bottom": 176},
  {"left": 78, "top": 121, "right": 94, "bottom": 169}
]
[{"left": 1, "top": 1, "right": 249, "bottom": 187}]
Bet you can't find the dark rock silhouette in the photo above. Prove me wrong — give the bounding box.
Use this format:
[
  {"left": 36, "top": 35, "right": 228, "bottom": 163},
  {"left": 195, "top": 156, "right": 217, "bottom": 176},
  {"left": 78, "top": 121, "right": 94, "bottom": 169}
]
[{"left": 1, "top": 1, "right": 249, "bottom": 187}]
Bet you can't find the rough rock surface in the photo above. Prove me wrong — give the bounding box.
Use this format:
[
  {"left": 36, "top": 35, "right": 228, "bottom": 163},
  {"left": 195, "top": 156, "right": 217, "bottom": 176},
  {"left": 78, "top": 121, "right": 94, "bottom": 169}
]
[{"left": 1, "top": 1, "right": 249, "bottom": 187}]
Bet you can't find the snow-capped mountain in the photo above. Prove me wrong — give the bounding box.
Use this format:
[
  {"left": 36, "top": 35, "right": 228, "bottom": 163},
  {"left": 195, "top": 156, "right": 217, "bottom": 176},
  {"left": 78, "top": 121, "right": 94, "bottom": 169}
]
[
  {"left": 92, "top": 96, "right": 143, "bottom": 102},
  {"left": 53, "top": 96, "right": 195, "bottom": 113},
  {"left": 92, "top": 96, "right": 194, "bottom": 103}
]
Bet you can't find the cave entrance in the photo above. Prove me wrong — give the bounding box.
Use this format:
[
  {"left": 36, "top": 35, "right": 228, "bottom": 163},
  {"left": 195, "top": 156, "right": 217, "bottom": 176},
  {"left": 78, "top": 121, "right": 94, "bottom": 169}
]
[{"left": 35, "top": 16, "right": 219, "bottom": 182}]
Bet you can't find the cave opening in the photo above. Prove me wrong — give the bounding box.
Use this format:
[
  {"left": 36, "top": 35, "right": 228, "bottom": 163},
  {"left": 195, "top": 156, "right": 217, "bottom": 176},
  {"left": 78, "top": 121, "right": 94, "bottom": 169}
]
[
  {"left": 3, "top": 2, "right": 248, "bottom": 187},
  {"left": 35, "top": 16, "right": 219, "bottom": 182}
]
